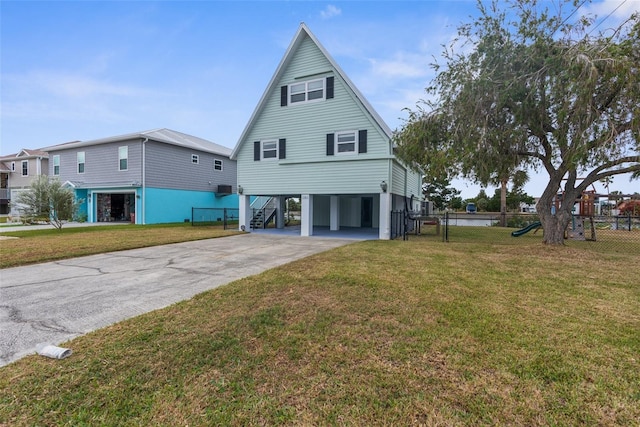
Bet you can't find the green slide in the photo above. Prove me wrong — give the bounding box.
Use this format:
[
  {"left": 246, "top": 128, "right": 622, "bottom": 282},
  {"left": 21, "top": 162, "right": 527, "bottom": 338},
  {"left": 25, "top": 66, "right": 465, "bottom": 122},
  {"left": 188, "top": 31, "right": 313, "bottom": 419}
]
[{"left": 511, "top": 221, "right": 542, "bottom": 237}]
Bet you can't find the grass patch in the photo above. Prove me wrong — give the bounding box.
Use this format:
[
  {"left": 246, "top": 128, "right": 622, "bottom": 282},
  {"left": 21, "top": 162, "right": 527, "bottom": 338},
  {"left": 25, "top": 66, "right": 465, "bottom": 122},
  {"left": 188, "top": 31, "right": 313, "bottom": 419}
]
[
  {"left": 1, "top": 227, "right": 638, "bottom": 425},
  {"left": 0, "top": 223, "right": 242, "bottom": 268}
]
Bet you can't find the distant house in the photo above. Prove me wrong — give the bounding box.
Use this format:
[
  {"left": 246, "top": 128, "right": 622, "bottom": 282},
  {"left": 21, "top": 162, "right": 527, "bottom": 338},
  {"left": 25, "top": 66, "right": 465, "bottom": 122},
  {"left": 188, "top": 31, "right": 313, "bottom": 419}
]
[
  {"left": 42, "top": 129, "right": 237, "bottom": 224},
  {"left": 0, "top": 149, "right": 49, "bottom": 217},
  {"left": 230, "top": 23, "right": 422, "bottom": 239}
]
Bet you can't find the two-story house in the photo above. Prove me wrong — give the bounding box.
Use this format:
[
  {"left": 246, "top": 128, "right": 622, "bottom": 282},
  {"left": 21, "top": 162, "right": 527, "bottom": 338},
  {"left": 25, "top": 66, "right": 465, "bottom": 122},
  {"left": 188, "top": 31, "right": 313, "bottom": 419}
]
[
  {"left": 0, "top": 149, "right": 49, "bottom": 217},
  {"left": 43, "top": 128, "right": 237, "bottom": 224},
  {"left": 231, "top": 23, "right": 422, "bottom": 239}
]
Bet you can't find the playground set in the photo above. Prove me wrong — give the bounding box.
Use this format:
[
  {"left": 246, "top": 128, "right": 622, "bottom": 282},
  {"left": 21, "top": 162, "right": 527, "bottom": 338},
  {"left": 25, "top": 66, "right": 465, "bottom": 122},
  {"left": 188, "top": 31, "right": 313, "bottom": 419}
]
[{"left": 512, "top": 190, "right": 599, "bottom": 240}]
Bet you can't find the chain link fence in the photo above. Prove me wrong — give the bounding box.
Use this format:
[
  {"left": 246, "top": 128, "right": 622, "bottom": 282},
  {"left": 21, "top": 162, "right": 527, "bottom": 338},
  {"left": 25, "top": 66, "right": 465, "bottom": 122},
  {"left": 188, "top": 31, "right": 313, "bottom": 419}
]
[{"left": 395, "top": 211, "right": 640, "bottom": 251}]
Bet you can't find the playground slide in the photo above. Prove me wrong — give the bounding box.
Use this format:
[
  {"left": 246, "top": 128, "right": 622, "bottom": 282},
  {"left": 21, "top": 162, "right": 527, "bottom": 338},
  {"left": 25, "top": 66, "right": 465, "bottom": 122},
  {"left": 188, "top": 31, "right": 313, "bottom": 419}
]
[{"left": 511, "top": 221, "right": 542, "bottom": 237}]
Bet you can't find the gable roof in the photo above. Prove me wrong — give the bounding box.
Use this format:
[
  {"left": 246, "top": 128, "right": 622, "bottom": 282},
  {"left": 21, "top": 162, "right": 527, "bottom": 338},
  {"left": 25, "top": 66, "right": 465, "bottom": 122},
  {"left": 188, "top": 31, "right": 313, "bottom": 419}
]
[
  {"left": 42, "top": 128, "right": 231, "bottom": 156},
  {"left": 0, "top": 149, "right": 49, "bottom": 160},
  {"left": 230, "top": 23, "right": 392, "bottom": 160}
]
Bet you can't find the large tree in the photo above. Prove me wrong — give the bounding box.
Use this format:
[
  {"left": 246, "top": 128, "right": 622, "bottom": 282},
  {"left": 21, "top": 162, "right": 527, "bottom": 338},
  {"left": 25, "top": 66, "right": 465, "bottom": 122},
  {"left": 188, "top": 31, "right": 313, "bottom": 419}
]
[
  {"left": 394, "top": 0, "right": 640, "bottom": 244},
  {"left": 16, "top": 176, "right": 78, "bottom": 230}
]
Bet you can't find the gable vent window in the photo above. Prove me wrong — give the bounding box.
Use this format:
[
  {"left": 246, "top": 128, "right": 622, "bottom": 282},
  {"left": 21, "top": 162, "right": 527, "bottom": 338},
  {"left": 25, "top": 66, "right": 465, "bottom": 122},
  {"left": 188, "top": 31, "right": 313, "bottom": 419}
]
[{"left": 191, "top": 154, "right": 199, "bottom": 164}]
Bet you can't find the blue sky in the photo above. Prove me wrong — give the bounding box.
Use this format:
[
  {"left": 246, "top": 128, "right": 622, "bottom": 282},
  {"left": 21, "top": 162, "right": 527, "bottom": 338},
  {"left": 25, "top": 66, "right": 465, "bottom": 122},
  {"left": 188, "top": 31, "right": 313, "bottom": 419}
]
[{"left": 1, "top": 0, "right": 638, "bottom": 198}]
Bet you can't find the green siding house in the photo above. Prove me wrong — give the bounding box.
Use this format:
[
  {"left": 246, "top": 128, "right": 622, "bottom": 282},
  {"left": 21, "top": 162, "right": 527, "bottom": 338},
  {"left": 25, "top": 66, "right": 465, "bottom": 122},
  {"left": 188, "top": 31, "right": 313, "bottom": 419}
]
[{"left": 230, "top": 23, "right": 422, "bottom": 239}]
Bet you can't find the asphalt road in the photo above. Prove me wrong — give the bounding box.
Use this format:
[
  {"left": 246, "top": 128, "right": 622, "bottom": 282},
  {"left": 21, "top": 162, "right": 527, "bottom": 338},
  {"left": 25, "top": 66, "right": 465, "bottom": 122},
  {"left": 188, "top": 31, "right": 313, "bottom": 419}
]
[{"left": 0, "top": 233, "right": 353, "bottom": 367}]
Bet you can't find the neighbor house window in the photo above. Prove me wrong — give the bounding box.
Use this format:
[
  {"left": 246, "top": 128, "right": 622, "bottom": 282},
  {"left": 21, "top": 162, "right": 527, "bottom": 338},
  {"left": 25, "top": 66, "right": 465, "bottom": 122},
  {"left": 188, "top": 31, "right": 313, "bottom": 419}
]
[
  {"left": 191, "top": 154, "right": 199, "bottom": 164},
  {"left": 214, "top": 159, "right": 223, "bottom": 171},
  {"left": 262, "top": 140, "right": 278, "bottom": 160},
  {"left": 21, "top": 160, "right": 28, "bottom": 176},
  {"left": 77, "top": 151, "right": 85, "bottom": 174},
  {"left": 53, "top": 155, "right": 60, "bottom": 176},
  {"left": 289, "top": 78, "right": 324, "bottom": 104},
  {"left": 119, "top": 146, "right": 128, "bottom": 171}
]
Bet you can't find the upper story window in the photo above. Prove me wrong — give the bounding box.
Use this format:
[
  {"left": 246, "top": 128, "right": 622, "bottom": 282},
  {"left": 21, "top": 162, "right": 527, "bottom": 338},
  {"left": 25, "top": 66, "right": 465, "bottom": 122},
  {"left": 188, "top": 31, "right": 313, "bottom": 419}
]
[
  {"left": 336, "top": 131, "right": 356, "bottom": 154},
  {"left": 281, "top": 76, "right": 334, "bottom": 107},
  {"left": 254, "top": 138, "right": 286, "bottom": 161},
  {"left": 11, "top": 162, "right": 15, "bottom": 172},
  {"left": 191, "top": 154, "right": 199, "bottom": 164},
  {"left": 214, "top": 159, "right": 223, "bottom": 171},
  {"left": 289, "top": 78, "right": 324, "bottom": 104},
  {"left": 21, "top": 160, "right": 28, "bottom": 176},
  {"left": 262, "top": 140, "right": 278, "bottom": 160},
  {"left": 77, "top": 151, "right": 85, "bottom": 174},
  {"left": 326, "top": 129, "right": 367, "bottom": 156},
  {"left": 53, "top": 155, "right": 60, "bottom": 176},
  {"left": 119, "top": 146, "right": 128, "bottom": 171}
]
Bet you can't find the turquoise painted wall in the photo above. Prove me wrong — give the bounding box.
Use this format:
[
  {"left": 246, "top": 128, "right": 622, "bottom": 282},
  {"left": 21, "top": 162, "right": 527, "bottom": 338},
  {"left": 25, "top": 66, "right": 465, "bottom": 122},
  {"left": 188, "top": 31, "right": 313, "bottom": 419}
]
[
  {"left": 74, "top": 189, "right": 88, "bottom": 221},
  {"left": 144, "top": 187, "right": 239, "bottom": 224}
]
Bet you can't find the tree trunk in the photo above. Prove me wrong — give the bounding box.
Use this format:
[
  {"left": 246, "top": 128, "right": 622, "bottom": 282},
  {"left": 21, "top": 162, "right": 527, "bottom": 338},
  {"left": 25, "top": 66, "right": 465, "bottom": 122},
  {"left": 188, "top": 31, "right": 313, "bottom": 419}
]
[
  {"left": 536, "top": 186, "right": 580, "bottom": 245},
  {"left": 500, "top": 179, "right": 507, "bottom": 227}
]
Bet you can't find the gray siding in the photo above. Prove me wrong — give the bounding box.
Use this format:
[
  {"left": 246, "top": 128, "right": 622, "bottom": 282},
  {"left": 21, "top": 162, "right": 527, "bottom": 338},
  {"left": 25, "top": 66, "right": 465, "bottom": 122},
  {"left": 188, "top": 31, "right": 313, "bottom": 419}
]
[
  {"left": 50, "top": 139, "right": 143, "bottom": 186},
  {"left": 48, "top": 139, "right": 236, "bottom": 193},
  {"left": 145, "top": 141, "right": 236, "bottom": 192},
  {"left": 8, "top": 157, "right": 48, "bottom": 189}
]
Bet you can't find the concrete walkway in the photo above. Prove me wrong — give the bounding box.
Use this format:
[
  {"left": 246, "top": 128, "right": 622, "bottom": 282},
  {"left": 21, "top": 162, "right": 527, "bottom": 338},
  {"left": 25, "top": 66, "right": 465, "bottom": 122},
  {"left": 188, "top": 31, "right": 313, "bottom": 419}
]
[{"left": 0, "top": 233, "right": 354, "bottom": 367}]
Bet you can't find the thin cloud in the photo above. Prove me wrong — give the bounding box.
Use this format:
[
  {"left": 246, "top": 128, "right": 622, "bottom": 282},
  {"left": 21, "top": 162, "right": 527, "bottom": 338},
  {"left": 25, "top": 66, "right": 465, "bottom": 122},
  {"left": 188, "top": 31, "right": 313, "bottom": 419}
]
[{"left": 320, "top": 5, "right": 341, "bottom": 19}]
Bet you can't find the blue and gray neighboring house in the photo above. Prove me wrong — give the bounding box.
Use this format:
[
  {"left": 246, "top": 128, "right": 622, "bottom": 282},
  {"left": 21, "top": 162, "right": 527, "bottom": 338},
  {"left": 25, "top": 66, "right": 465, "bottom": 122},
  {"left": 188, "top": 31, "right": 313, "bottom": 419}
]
[
  {"left": 42, "top": 128, "right": 237, "bottom": 224},
  {"left": 231, "top": 23, "right": 422, "bottom": 239}
]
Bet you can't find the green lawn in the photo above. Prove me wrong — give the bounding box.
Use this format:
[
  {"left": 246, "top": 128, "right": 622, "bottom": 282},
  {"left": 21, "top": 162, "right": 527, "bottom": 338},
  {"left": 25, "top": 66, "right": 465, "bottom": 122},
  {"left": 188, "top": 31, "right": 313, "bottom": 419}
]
[
  {"left": 1, "top": 227, "right": 639, "bottom": 425},
  {"left": 0, "top": 223, "right": 241, "bottom": 268}
]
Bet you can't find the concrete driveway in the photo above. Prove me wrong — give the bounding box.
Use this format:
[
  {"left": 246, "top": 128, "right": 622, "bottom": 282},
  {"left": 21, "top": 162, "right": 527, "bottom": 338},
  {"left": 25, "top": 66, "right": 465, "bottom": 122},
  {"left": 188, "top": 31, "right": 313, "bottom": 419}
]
[{"left": 0, "top": 233, "right": 353, "bottom": 367}]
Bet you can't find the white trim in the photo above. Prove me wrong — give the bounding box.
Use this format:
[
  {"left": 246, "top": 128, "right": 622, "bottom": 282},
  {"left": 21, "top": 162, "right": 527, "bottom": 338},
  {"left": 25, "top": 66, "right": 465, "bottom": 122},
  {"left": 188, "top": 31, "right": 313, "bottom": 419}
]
[
  {"left": 214, "top": 158, "right": 223, "bottom": 171},
  {"left": 261, "top": 139, "right": 278, "bottom": 161},
  {"left": 10, "top": 162, "right": 15, "bottom": 172},
  {"left": 191, "top": 154, "right": 200, "bottom": 164},
  {"left": 21, "top": 160, "right": 28, "bottom": 176}
]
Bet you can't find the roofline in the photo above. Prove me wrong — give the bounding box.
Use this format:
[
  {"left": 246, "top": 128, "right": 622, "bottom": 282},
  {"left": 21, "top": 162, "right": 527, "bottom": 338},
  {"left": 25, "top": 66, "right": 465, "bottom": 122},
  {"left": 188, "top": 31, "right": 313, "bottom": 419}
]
[
  {"left": 42, "top": 128, "right": 231, "bottom": 156},
  {"left": 230, "top": 23, "right": 392, "bottom": 159}
]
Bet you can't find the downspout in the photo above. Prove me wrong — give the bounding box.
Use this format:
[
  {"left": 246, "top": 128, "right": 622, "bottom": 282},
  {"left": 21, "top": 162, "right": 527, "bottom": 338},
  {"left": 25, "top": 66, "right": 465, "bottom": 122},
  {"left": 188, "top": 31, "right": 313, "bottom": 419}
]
[{"left": 141, "top": 137, "right": 148, "bottom": 224}]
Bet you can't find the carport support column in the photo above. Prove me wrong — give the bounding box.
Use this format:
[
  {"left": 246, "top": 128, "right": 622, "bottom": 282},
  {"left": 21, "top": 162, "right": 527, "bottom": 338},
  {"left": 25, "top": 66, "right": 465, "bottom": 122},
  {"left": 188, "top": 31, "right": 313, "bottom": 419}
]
[
  {"left": 275, "top": 196, "right": 285, "bottom": 229},
  {"left": 379, "top": 192, "right": 391, "bottom": 240},
  {"left": 301, "top": 194, "right": 313, "bottom": 237},
  {"left": 330, "top": 195, "right": 340, "bottom": 231},
  {"left": 239, "top": 194, "right": 252, "bottom": 232}
]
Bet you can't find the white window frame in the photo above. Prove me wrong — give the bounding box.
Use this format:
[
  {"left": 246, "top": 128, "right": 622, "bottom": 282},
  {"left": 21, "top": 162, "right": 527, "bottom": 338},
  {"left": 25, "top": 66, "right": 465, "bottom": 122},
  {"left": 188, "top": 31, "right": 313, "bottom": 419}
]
[
  {"left": 191, "top": 154, "right": 199, "bottom": 164},
  {"left": 335, "top": 130, "right": 357, "bottom": 155},
  {"left": 77, "top": 151, "right": 85, "bottom": 174},
  {"left": 214, "top": 159, "right": 223, "bottom": 171},
  {"left": 53, "top": 155, "right": 60, "bottom": 176},
  {"left": 261, "top": 140, "right": 278, "bottom": 160},
  {"left": 11, "top": 162, "right": 15, "bottom": 172},
  {"left": 21, "top": 160, "right": 28, "bottom": 176},
  {"left": 118, "top": 146, "right": 128, "bottom": 171},
  {"left": 289, "top": 78, "right": 325, "bottom": 105}
]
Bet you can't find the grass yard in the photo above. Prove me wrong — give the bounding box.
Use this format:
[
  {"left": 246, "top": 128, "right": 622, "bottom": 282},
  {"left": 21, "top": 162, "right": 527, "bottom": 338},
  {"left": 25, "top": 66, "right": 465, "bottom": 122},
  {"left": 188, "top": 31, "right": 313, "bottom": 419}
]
[
  {"left": 0, "top": 223, "right": 241, "bottom": 268},
  {"left": 1, "top": 227, "right": 639, "bottom": 425}
]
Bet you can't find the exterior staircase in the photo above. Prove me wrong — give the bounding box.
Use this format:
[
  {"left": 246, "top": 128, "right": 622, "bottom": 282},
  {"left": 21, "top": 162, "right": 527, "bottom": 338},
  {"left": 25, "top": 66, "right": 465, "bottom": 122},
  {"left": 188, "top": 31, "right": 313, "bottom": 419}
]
[{"left": 250, "top": 196, "right": 277, "bottom": 229}]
